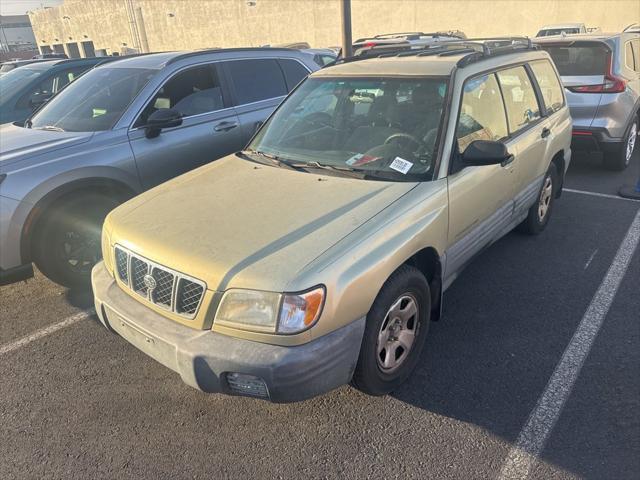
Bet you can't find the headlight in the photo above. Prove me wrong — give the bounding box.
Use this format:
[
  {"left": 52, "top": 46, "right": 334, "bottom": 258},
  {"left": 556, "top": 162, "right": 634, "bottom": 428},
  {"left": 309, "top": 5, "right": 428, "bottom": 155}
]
[
  {"left": 101, "top": 224, "right": 113, "bottom": 275},
  {"left": 215, "top": 286, "right": 325, "bottom": 334}
]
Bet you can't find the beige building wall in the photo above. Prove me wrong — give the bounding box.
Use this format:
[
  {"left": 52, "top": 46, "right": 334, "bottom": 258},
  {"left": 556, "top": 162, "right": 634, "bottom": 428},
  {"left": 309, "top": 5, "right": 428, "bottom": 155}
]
[{"left": 29, "top": 0, "right": 640, "bottom": 56}]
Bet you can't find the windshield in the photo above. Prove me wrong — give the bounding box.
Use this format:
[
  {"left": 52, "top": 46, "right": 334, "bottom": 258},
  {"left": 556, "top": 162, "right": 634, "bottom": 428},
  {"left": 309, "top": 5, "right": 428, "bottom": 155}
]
[
  {"left": 247, "top": 77, "right": 447, "bottom": 181},
  {"left": 0, "top": 64, "right": 16, "bottom": 73},
  {"left": 0, "top": 67, "right": 45, "bottom": 98},
  {"left": 29, "top": 66, "right": 156, "bottom": 132}
]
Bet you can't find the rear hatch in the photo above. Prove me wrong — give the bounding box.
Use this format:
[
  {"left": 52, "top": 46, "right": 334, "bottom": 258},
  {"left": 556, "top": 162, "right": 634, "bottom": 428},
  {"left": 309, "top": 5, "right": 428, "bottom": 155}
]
[{"left": 538, "top": 41, "right": 611, "bottom": 128}]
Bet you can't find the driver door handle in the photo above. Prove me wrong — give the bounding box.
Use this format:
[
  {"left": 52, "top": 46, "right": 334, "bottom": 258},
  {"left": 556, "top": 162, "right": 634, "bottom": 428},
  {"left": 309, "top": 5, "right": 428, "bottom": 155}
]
[
  {"left": 541, "top": 127, "right": 551, "bottom": 138},
  {"left": 214, "top": 121, "right": 239, "bottom": 132}
]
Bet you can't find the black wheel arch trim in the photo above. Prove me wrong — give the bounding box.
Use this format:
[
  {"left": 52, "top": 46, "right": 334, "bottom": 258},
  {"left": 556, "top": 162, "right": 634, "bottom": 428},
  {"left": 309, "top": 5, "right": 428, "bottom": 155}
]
[{"left": 20, "top": 177, "right": 139, "bottom": 264}]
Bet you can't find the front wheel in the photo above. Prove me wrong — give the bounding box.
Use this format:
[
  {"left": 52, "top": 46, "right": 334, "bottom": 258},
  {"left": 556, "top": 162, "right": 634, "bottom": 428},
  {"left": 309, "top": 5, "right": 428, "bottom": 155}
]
[
  {"left": 352, "top": 265, "right": 431, "bottom": 396},
  {"left": 32, "top": 194, "right": 120, "bottom": 289},
  {"left": 517, "top": 163, "right": 558, "bottom": 235}
]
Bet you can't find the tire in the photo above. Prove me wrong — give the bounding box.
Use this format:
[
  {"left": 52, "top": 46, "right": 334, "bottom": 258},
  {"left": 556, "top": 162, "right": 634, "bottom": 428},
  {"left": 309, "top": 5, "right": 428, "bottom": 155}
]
[
  {"left": 603, "top": 119, "right": 637, "bottom": 171},
  {"left": 517, "top": 163, "right": 558, "bottom": 235},
  {"left": 31, "top": 193, "right": 120, "bottom": 289},
  {"left": 352, "top": 265, "right": 431, "bottom": 396}
]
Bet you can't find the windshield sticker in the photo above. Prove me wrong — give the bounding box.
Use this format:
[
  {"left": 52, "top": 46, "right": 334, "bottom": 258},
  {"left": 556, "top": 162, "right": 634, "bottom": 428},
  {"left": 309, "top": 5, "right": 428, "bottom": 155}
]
[
  {"left": 389, "top": 157, "right": 413, "bottom": 174},
  {"left": 346, "top": 153, "right": 382, "bottom": 166}
]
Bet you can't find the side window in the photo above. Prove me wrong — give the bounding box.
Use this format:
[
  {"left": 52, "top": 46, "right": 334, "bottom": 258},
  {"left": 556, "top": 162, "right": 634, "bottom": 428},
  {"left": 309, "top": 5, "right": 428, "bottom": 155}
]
[
  {"left": 278, "top": 58, "right": 309, "bottom": 91},
  {"left": 54, "top": 67, "right": 87, "bottom": 92},
  {"left": 136, "top": 64, "right": 224, "bottom": 126},
  {"left": 496, "top": 66, "right": 542, "bottom": 135},
  {"left": 529, "top": 60, "right": 565, "bottom": 115},
  {"left": 227, "top": 59, "right": 287, "bottom": 105},
  {"left": 456, "top": 73, "right": 509, "bottom": 152},
  {"left": 625, "top": 41, "right": 635, "bottom": 70},
  {"left": 633, "top": 39, "right": 640, "bottom": 72}
]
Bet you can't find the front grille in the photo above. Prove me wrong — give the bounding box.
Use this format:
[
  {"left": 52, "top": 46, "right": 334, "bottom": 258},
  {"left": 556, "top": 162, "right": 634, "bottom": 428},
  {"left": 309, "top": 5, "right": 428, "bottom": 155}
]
[
  {"left": 114, "top": 245, "right": 206, "bottom": 319},
  {"left": 176, "top": 279, "right": 205, "bottom": 315}
]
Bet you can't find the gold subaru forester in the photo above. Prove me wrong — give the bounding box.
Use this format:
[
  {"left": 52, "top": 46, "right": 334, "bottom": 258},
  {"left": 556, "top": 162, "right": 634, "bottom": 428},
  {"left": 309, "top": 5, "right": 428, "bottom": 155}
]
[{"left": 93, "top": 39, "right": 571, "bottom": 402}]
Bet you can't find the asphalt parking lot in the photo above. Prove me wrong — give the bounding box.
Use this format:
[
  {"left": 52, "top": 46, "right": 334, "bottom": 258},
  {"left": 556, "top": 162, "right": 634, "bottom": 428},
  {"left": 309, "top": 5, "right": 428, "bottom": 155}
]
[{"left": 1, "top": 150, "right": 639, "bottom": 480}]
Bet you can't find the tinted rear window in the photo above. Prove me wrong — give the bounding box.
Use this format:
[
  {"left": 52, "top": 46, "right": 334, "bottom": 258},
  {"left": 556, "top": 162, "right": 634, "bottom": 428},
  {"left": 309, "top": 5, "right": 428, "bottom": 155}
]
[
  {"left": 227, "top": 59, "right": 287, "bottom": 105},
  {"left": 539, "top": 44, "right": 609, "bottom": 76},
  {"left": 278, "top": 59, "right": 309, "bottom": 91}
]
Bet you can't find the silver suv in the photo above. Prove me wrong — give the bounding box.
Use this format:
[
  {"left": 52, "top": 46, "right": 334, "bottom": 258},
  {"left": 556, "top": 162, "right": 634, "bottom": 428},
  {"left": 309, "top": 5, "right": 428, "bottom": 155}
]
[
  {"left": 535, "top": 32, "right": 640, "bottom": 170},
  {"left": 0, "top": 48, "right": 318, "bottom": 288}
]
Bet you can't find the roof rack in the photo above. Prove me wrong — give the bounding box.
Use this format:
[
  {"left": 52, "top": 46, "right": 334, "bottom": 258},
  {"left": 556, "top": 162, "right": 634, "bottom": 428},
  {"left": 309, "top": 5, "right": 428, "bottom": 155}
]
[
  {"left": 166, "top": 47, "right": 297, "bottom": 65},
  {"left": 355, "top": 30, "right": 465, "bottom": 42},
  {"left": 333, "top": 36, "right": 536, "bottom": 67}
]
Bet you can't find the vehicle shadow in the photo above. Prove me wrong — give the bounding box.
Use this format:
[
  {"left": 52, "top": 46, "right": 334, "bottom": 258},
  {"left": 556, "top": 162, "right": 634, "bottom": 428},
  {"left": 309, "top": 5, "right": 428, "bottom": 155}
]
[{"left": 388, "top": 192, "right": 639, "bottom": 480}]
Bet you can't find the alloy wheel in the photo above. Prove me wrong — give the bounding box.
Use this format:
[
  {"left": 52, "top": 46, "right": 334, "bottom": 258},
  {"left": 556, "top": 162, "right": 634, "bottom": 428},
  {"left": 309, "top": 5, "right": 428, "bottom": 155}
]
[
  {"left": 538, "top": 176, "right": 553, "bottom": 222},
  {"left": 625, "top": 122, "right": 637, "bottom": 166},
  {"left": 376, "top": 294, "right": 419, "bottom": 373}
]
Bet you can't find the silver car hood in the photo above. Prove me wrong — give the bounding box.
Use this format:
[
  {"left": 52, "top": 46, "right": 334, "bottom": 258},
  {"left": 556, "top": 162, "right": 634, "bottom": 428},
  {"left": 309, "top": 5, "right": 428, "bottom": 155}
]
[{"left": 0, "top": 123, "right": 93, "bottom": 169}]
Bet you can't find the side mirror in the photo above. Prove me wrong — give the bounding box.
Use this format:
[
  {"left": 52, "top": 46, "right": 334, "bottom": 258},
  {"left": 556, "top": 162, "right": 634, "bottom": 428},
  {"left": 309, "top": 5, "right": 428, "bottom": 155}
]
[
  {"left": 144, "top": 108, "right": 182, "bottom": 139},
  {"left": 29, "top": 92, "right": 51, "bottom": 110},
  {"left": 461, "top": 140, "right": 513, "bottom": 167}
]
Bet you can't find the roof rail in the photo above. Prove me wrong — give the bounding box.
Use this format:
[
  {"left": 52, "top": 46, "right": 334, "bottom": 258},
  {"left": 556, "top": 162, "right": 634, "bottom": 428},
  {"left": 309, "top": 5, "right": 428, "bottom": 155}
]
[
  {"left": 623, "top": 22, "right": 639, "bottom": 32},
  {"left": 333, "top": 36, "right": 536, "bottom": 67},
  {"left": 355, "top": 30, "right": 465, "bottom": 42},
  {"left": 166, "top": 47, "right": 297, "bottom": 64}
]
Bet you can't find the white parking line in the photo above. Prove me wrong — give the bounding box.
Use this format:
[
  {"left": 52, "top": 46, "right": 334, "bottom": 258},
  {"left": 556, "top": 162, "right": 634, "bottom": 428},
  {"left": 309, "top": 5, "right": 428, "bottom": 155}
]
[
  {"left": 564, "top": 188, "right": 640, "bottom": 203},
  {"left": 498, "top": 209, "right": 640, "bottom": 480},
  {"left": 0, "top": 309, "right": 94, "bottom": 357}
]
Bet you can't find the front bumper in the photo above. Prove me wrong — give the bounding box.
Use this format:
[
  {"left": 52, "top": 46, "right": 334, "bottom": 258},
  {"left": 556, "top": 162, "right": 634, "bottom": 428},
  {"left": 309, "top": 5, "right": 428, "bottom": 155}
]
[{"left": 92, "top": 262, "right": 365, "bottom": 403}]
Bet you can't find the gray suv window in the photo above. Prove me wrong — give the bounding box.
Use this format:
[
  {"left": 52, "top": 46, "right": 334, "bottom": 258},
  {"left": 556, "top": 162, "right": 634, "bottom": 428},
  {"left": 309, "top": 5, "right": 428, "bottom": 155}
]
[
  {"left": 30, "top": 67, "right": 156, "bottom": 132},
  {"left": 136, "top": 64, "right": 225, "bottom": 126},
  {"left": 496, "top": 66, "right": 541, "bottom": 135},
  {"left": 278, "top": 58, "right": 309, "bottom": 91},
  {"left": 529, "top": 60, "right": 565, "bottom": 115},
  {"left": 540, "top": 44, "right": 609, "bottom": 76},
  {"left": 226, "top": 58, "right": 287, "bottom": 105}
]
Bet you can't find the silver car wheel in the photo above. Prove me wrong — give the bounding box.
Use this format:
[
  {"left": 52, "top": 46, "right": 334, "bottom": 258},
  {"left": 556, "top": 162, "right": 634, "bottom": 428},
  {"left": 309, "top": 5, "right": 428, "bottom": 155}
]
[
  {"left": 626, "top": 122, "right": 637, "bottom": 166},
  {"left": 538, "top": 176, "right": 553, "bottom": 222},
  {"left": 376, "top": 294, "right": 419, "bottom": 373}
]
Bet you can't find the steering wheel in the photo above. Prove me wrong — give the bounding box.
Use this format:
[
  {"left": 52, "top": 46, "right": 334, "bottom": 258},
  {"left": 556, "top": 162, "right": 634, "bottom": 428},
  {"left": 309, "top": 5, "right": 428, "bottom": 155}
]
[{"left": 384, "top": 132, "right": 423, "bottom": 149}]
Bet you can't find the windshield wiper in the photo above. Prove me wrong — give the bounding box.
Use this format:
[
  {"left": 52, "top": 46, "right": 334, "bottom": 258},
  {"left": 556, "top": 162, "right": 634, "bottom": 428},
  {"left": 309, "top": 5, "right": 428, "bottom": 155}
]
[
  {"left": 37, "top": 125, "right": 66, "bottom": 132},
  {"left": 290, "top": 161, "right": 366, "bottom": 179},
  {"left": 240, "top": 150, "right": 305, "bottom": 172}
]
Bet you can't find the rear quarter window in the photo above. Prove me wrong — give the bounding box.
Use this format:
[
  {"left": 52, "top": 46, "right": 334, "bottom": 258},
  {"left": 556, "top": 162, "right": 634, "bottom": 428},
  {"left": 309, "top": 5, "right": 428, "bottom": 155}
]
[
  {"left": 529, "top": 60, "right": 565, "bottom": 114},
  {"left": 540, "top": 44, "right": 609, "bottom": 76},
  {"left": 226, "top": 58, "right": 287, "bottom": 105}
]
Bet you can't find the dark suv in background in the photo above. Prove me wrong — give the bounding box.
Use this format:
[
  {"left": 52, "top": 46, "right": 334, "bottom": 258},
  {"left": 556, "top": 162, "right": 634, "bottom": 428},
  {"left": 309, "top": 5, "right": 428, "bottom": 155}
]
[
  {"left": 535, "top": 31, "right": 640, "bottom": 170},
  {"left": 0, "top": 57, "right": 117, "bottom": 125}
]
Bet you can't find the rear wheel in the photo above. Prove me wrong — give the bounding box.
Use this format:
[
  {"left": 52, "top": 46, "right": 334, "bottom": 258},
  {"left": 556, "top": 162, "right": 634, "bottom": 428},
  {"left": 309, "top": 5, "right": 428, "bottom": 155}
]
[
  {"left": 352, "top": 265, "right": 431, "bottom": 396},
  {"left": 517, "top": 163, "right": 558, "bottom": 235},
  {"left": 32, "top": 193, "right": 120, "bottom": 289},
  {"left": 603, "top": 119, "right": 637, "bottom": 171}
]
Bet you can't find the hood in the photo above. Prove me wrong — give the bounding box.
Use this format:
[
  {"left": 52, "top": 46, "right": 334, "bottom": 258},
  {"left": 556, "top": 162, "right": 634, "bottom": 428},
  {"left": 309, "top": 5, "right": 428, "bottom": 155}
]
[
  {"left": 108, "top": 155, "right": 417, "bottom": 292},
  {"left": 0, "top": 123, "right": 93, "bottom": 169}
]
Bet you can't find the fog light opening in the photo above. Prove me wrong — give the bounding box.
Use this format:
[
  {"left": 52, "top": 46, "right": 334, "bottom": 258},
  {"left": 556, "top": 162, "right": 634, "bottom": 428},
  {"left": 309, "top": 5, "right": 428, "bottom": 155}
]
[{"left": 225, "top": 372, "right": 269, "bottom": 399}]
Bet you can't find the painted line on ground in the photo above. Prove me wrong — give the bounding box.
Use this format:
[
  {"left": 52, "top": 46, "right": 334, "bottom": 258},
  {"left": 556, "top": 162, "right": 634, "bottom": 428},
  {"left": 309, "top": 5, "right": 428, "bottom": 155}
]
[
  {"left": 564, "top": 188, "right": 640, "bottom": 203},
  {"left": 498, "top": 209, "right": 640, "bottom": 480},
  {"left": 0, "top": 308, "right": 94, "bottom": 357}
]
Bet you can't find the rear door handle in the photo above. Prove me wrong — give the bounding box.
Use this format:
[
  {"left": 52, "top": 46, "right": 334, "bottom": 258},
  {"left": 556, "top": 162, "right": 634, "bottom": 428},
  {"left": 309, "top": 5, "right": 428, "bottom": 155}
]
[
  {"left": 214, "top": 121, "right": 239, "bottom": 132},
  {"left": 541, "top": 127, "right": 551, "bottom": 138}
]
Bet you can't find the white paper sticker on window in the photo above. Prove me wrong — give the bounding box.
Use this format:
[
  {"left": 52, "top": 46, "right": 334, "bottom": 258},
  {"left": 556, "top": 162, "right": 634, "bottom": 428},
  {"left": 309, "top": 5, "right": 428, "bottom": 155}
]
[{"left": 389, "top": 157, "right": 413, "bottom": 174}]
